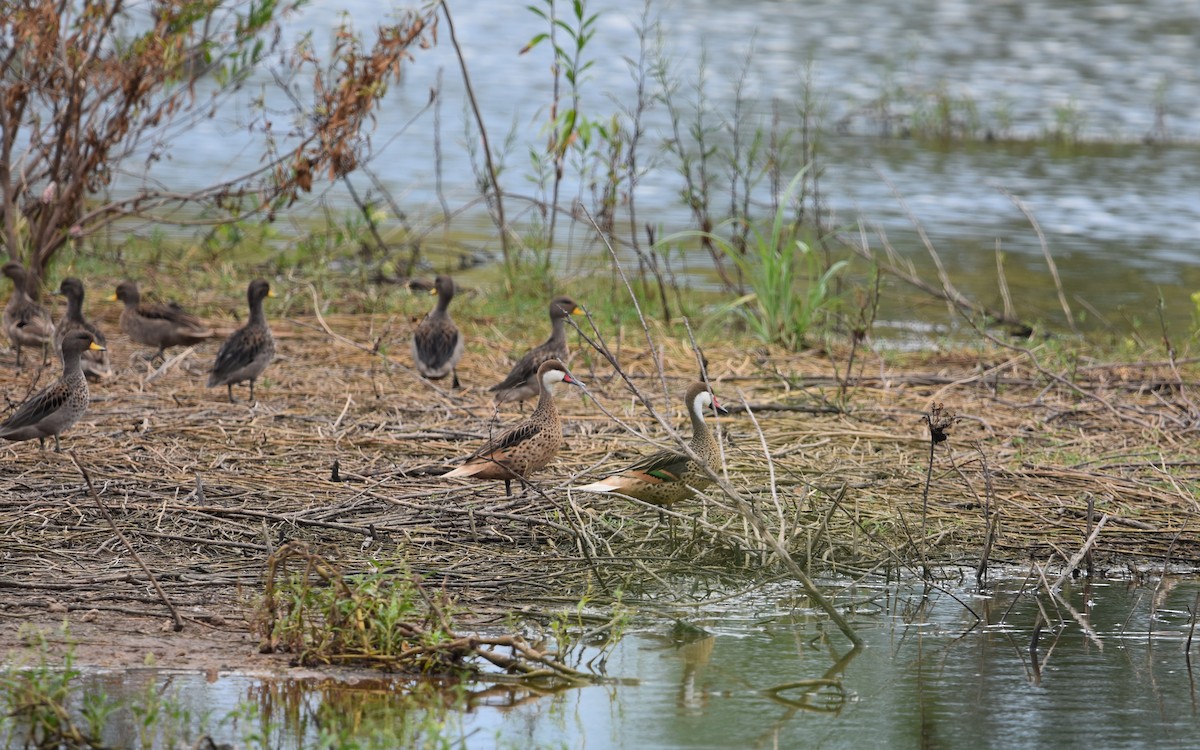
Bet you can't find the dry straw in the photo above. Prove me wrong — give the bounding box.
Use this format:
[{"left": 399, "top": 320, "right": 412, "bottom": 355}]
[{"left": 1, "top": 292, "right": 1198, "bottom": 642}]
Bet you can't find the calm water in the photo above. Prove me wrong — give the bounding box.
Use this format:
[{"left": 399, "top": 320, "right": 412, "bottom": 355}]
[
  {"left": 39, "top": 577, "right": 1200, "bottom": 748},
  {"left": 115, "top": 0, "right": 1200, "bottom": 332}
]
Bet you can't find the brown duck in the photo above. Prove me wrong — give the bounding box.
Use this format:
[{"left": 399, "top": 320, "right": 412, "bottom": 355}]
[
  {"left": 445, "top": 359, "right": 582, "bottom": 495},
  {"left": 113, "top": 280, "right": 214, "bottom": 360},
  {"left": 208, "top": 279, "right": 276, "bottom": 402},
  {"left": 575, "top": 382, "right": 727, "bottom": 506},
  {"left": 53, "top": 277, "right": 114, "bottom": 382},
  {"left": 3, "top": 262, "right": 55, "bottom": 367},
  {"left": 489, "top": 295, "right": 583, "bottom": 404},
  {"left": 0, "top": 330, "right": 105, "bottom": 451},
  {"left": 412, "top": 275, "right": 464, "bottom": 388}
]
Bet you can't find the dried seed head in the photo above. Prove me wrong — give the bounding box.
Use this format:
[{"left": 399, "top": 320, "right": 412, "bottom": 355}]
[{"left": 924, "top": 401, "right": 959, "bottom": 444}]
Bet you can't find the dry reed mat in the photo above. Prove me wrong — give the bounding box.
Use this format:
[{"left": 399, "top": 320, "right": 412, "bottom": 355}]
[{"left": 2, "top": 310, "right": 1199, "bottom": 649}]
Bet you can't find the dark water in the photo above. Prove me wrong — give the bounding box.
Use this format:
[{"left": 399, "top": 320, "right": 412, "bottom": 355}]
[
  {"left": 113, "top": 0, "right": 1200, "bottom": 334},
  {"left": 25, "top": 577, "right": 1200, "bottom": 749}
]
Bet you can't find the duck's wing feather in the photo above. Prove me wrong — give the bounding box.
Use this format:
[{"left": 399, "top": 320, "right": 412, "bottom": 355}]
[
  {"left": 139, "top": 302, "right": 208, "bottom": 330},
  {"left": 618, "top": 449, "right": 691, "bottom": 484},
  {"left": 0, "top": 383, "right": 67, "bottom": 432},
  {"left": 212, "top": 327, "right": 255, "bottom": 370},
  {"left": 16, "top": 303, "right": 50, "bottom": 325},
  {"left": 14, "top": 303, "right": 54, "bottom": 338},
  {"left": 472, "top": 420, "right": 542, "bottom": 459},
  {"left": 489, "top": 347, "right": 542, "bottom": 392},
  {"left": 62, "top": 317, "right": 107, "bottom": 347},
  {"left": 413, "top": 317, "right": 461, "bottom": 370}
]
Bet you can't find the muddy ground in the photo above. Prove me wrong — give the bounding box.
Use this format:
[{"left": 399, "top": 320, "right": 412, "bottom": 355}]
[{"left": 3, "top": 304, "right": 1199, "bottom": 672}]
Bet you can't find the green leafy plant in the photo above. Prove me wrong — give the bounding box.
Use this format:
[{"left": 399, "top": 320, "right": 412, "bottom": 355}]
[
  {"left": 1047, "top": 97, "right": 1087, "bottom": 145},
  {"left": 257, "top": 548, "right": 436, "bottom": 668},
  {"left": 911, "top": 84, "right": 981, "bottom": 141},
  {"left": 0, "top": 627, "right": 201, "bottom": 749},
  {"left": 0, "top": 630, "right": 95, "bottom": 747},
  {"left": 686, "top": 171, "right": 848, "bottom": 350},
  {"left": 520, "top": 0, "right": 605, "bottom": 273},
  {"left": 522, "top": 0, "right": 602, "bottom": 188},
  {"left": 256, "top": 542, "right": 610, "bottom": 683}
]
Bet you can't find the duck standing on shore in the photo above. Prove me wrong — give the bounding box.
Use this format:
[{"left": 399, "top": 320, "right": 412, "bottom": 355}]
[
  {"left": 208, "top": 279, "right": 276, "bottom": 403},
  {"left": 0, "top": 330, "right": 105, "bottom": 452},
  {"left": 412, "top": 275, "right": 464, "bottom": 389},
  {"left": 489, "top": 295, "right": 584, "bottom": 404},
  {"left": 3, "top": 262, "right": 55, "bottom": 367},
  {"left": 575, "top": 382, "right": 727, "bottom": 506},
  {"left": 444, "top": 360, "right": 582, "bottom": 496},
  {"left": 113, "top": 281, "right": 214, "bottom": 361},
  {"left": 53, "top": 277, "right": 113, "bottom": 382}
]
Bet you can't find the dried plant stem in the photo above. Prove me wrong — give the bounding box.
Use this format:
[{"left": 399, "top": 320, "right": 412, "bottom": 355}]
[
  {"left": 718, "top": 485, "right": 862, "bottom": 647},
  {"left": 974, "top": 444, "right": 998, "bottom": 588},
  {"left": 739, "top": 393, "right": 785, "bottom": 543},
  {"left": 70, "top": 452, "right": 183, "bottom": 632},
  {"left": 878, "top": 170, "right": 996, "bottom": 324},
  {"left": 1029, "top": 612, "right": 1043, "bottom": 684},
  {"left": 995, "top": 239, "right": 1016, "bottom": 323},
  {"left": 955, "top": 308, "right": 1156, "bottom": 429},
  {"left": 1051, "top": 515, "right": 1109, "bottom": 593},
  {"left": 581, "top": 212, "right": 861, "bottom": 646},
  {"left": 441, "top": 0, "right": 510, "bottom": 269},
  {"left": 1002, "top": 188, "right": 1076, "bottom": 334},
  {"left": 842, "top": 207, "right": 1029, "bottom": 331},
  {"left": 1186, "top": 592, "right": 1200, "bottom": 660},
  {"left": 920, "top": 434, "right": 935, "bottom": 573}
]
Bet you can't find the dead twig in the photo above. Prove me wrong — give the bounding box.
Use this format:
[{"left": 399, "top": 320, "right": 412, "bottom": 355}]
[{"left": 69, "top": 452, "right": 184, "bottom": 632}]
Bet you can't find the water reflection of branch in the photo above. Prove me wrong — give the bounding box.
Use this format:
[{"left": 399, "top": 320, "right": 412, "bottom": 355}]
[
  {"left": 1026, "top": 594, "right": 1070, "bottom": 686},
  {"left": 1030, "top": 612, "right": 1044, "bottom": 685},
  {"left": 998, "top": 562, "right": 1039, "bottom": 624},
  {"left": 763, "top": 679, "right": 845, "bottom": 710},
  {"left": 468, "top": 681, "right": 579, "bottom": 709},
  {"left": 826, "top": 492, "right": 982, "bottom": 621},
  {"left": 1186, "top": 592, "right": 1199, "bottom": 715},
  {"left": 1050, "top": 515, "right": 1109, "bottom": 593},
  {"left": 886, "top": 586, "right": 985, "bottom": 685},
  {"left": 762, "top": 644, "right": 859, "bottom": 713},
  {"left": 246, "top": 674, "right": 576, "bottom": 746},
  {"left": 1038, "top": 564, "right": 1103, "bottom": 650},
  {"left": 990, "top": 565, "right": 1052, "bottom": 684},
  {"left": 750, "top": 645, "right": 861, "bottom": 748}
]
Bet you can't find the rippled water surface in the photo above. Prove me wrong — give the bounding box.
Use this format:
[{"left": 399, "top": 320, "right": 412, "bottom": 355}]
[
  {"left": 128, "top": 0, "right": 1200, "bottom": 333},
  {"left": 60, "top": 577, "right": 1200, "bottom": 749}
]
